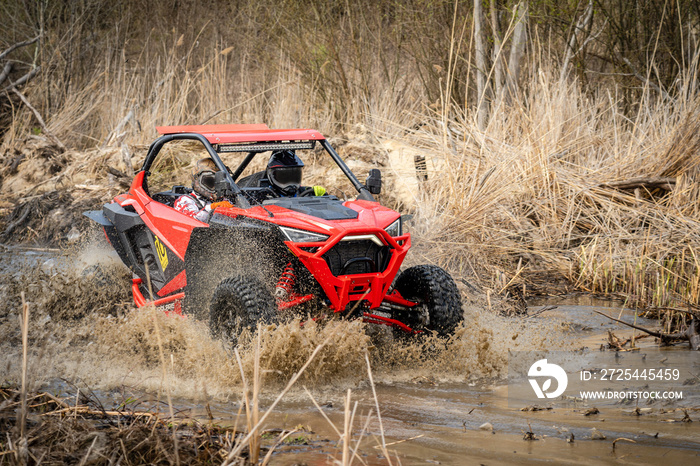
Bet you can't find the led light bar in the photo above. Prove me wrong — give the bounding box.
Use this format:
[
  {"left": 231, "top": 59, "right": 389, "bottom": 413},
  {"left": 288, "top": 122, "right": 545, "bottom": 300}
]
[
  {"left": 341, "top": 234, "right": 384, "bottom": 246},
  {"left": 216, "top": 140, "right": 316, "bottom": 153}
]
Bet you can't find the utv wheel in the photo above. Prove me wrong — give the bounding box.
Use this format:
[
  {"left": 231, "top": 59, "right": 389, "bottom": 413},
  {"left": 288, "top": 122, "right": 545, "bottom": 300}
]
[
  {"left": 393, "top": 265, "right": 463, "bottom": 337},
  {"left": 209, "top": 276, "right": 276, "bottom": 344}
]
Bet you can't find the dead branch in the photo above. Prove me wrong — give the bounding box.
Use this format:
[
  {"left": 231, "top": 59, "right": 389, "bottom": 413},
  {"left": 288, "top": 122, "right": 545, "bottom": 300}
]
[
  {"left": 602, "top": 177, "right": 675, "bottom": 191},
  {"left": 684, "top": 301, "right": 700, "bottom": 313},
  {"left": 9, "top": 85, "right": 66, "bottom": 152},
  {"left": 594, "top": 310, "right": 699, "bottom": 350},
  {"left": 645, "top": 306, "right": 700, "bottom": 318},
  {"left": 615, "top": 52, "right": 672, "bottom": 101},
  {"left": 612, "top": 437, "right": 636, "bottom": 451},
  {"left": 107, "top": 166, "right": 131, "bottom": 188},
  {"left": 0, "top": 62, "right": 12, "bottom": 85},
  {"left": 121, "top": 142, "right": 134, "bottom": 175},
  {"left": 607, "top": 330, "right": 625, "bottom": 349},
  {"left": 44, "top": 405, "right": 160, "bottom": 420},
  {"left": 527, "top": 305, "right": 557, "bottom": 319},
  {"left": 1, "top": 200, "right": 33, "bottom": 240},
  {"left": 687, "top": 321, "right": 700, "bottom": 351},
  {"left": 594, "top": 310, "right": 668, "bottom": 338},
  {"left": 607, "top": 330, "right": 652, "bottom": 349},
  {"left": 0, "top": 36, "right": 40, "bottom": 62},
  {"left": 560, "top": 0, "right": 594, "bottom": 82},
  {"left": 7, "top": 152, "right": 25, "bottom": 175},
  {"left": 2, "top": 66, "right": 41, "bottom": 92},
  {"left": 107, "top": 166, "right": 128, "bottom": 179},
  {"left": 39, "top": 392, "right": 71, "bottom": 410},
  {"left": 101, "top": 106, "right": 137, "bottom": 148}
]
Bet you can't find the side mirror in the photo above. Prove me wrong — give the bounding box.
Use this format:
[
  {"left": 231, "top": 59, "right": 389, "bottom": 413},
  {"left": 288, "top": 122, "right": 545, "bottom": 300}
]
[
  {"left": 366, "top": 169, "right": 382, "bottom": 195},
  {"left": 214, "top": 170, "right": 233, "bottom": 199}
]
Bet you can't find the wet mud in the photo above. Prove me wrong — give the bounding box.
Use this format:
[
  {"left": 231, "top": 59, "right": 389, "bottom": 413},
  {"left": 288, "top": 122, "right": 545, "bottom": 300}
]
[{"left": 0, "top": 246, "right": 698, "bottom": 464}]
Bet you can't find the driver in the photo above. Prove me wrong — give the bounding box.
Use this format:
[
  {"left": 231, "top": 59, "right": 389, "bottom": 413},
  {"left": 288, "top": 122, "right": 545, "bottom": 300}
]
[
  {"left": 239, "top": 149, "right": 326, "bottom": 197},
  {"left": 173, "top": 158, "right": 218, "bottom": 221}
]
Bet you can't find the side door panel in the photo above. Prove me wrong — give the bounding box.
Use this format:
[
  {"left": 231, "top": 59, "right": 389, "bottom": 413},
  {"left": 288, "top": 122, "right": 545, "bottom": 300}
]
[
  {"left": 135, "top": 189, "right": 207, "bottom": 295},
  {"left": 109, "top": 183, "right": 207, "bottom": 295}
]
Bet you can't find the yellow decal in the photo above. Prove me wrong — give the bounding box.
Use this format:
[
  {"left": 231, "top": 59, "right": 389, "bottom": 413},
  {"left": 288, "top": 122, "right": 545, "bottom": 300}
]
[{"left": 154, "top": 236, "right": 169, "bottom": 271}]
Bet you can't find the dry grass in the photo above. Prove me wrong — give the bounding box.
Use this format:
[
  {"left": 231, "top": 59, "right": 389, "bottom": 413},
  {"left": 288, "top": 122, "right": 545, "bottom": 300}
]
[
  {"left": 3, "top": 4, "right": 700, "bottom": 462},
  {"left": 0, "top": 384, "right": 245, "bottom": 465},
  {"left": 0, "top": 286, "right": 394, "bottom": 465},
  {"left": 0, "top": 350, "right": 397, "bottom": 466},
  {"left": 400, "top": 55, "right": 700, "bottom": 314},
  {"left": 2, "top": 2, "right": 700, "bottom": 316}
]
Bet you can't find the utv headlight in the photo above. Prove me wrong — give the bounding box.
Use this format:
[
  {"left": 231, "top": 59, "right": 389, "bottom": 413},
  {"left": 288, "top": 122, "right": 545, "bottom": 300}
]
[
  {"left": 384, "top": 218, "right": 401, "bottom": 237},
  {"left": 279, "top": 226, "right": 329, "bottom": 243}
]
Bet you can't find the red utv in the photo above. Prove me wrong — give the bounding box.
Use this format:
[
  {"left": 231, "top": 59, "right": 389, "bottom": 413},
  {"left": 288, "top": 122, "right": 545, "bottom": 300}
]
[{"left": 85, "top": 124, "right": 462, "bottom": 341}]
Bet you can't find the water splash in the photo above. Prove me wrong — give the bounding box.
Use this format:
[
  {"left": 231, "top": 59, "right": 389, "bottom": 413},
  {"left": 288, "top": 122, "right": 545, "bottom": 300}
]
[{"left": 0, "top": 246, "right": 572, "bottom": 400}]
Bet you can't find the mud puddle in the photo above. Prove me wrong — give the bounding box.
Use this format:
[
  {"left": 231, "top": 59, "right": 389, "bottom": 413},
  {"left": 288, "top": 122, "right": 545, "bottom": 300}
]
[
  {"left": 240, "top": 383, "right": 698, "bottom": 465},
  {"left": 0, "top": 242, "right": 121, "bottom": 275},
  {"left": 1, "top": 248, "right": 698, "bottom": 464},
  {"left": 196, "top": 299, "right": 699, "bottom": 465},
  {"left": 0, "top": 245, "right": 61, "bottom": 271}
]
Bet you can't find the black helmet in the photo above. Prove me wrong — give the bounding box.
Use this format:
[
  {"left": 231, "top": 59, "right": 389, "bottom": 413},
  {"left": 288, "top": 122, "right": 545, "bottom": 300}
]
[
  {"left": 267, "top": 150, "right": 304, "bottom": 195},
  {"left": 192, "top": 158, "right": 218, "bottom": 201}
]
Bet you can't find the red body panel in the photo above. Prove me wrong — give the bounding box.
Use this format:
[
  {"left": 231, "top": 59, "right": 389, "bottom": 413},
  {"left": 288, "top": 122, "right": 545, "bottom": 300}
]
[
  {"left": 120, "top": 172, "right": 206, "bottom": 261},
  {"left": 157, "top": 124, "right": 270, "bottom": 134},
  {"left": 157, "top": 269, "right": 187, "bottom": 297}
]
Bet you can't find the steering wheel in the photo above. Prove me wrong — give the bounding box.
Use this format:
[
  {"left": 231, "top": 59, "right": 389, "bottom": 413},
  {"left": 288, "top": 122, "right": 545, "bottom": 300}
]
[
  {"left": 242, "top": 187, "right": 279, "bottom": 203},
  {"left": 298, "top": 187, "right": 316, "bottom": 197}
]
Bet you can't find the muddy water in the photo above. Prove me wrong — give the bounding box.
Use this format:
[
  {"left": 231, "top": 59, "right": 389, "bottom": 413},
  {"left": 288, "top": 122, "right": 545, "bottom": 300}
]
[
  {"left": 200, "top": 300, "right": 699, "bottom": 465},
  {"left": 1, "top": 247, "right": 698, "bottom": 464}
]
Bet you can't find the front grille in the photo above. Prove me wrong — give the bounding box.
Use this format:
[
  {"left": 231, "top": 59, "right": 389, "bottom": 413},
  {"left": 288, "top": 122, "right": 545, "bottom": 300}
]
[{"left": 323, "top": 240, "right": 391, "bottom": 275}]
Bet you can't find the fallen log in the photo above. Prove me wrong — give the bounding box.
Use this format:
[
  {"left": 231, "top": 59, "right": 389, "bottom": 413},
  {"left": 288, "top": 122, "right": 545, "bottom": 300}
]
[
  {"left": 602, "top": 177, "right": 675, "bottom": 192},
  {"left": 594, "top": 310, "right": 699, "bottom": 350}
]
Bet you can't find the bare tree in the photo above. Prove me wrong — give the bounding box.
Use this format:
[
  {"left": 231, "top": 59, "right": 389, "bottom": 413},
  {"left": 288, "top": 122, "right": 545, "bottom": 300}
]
[
  {"left": 490, "top": 1, "right": 504, "bottom": 99},
  {"left": 560, "top": 0, "right": 594, "bottom": 83},
  {"left": 506, "top": 1, "right": 528, "bottom": 100},
  {"left": 0, "top": 35, "right": 64, "bottom": 149}
]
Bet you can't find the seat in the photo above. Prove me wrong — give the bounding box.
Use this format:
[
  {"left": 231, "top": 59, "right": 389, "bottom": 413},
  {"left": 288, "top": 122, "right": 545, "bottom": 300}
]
[{"left": 153, "top": 185, "right": 189, "bottom": 206}]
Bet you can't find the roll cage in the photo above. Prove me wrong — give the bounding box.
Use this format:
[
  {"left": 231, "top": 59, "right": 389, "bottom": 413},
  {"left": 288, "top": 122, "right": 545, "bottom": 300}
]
[{"left": 140, "top": 125, "right": 377, "bottom": 206}]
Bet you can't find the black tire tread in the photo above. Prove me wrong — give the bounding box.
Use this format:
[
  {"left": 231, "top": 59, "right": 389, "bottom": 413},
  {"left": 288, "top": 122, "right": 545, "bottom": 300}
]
[
  {"left": 394, "top": 265, "right": 463, "bottom": 336},
  {"left": 209, "top": 275, "right": 276, "bottom": 342}
]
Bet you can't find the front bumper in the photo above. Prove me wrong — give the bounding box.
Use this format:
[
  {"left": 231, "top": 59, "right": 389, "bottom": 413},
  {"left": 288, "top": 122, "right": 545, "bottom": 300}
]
[{"left": 284, "top": 230, "right": 411, "bottom": 311}]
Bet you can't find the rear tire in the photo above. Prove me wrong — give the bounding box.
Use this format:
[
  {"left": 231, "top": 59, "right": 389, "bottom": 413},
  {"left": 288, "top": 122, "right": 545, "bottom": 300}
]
[
  {"left": 209, "top": 276, "right": 276, "bottom": 344},
  {"left": 393, "top": 265, "right": 463, "bottom": 337}
]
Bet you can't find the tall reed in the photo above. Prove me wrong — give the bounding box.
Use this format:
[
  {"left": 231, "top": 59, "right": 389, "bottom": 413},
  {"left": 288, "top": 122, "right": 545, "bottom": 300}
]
[{"left": 4, "top": 1, "right": 700, "bottom": 311}]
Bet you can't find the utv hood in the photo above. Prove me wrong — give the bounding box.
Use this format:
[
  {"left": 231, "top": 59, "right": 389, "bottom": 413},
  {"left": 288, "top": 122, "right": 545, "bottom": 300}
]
[{"left": 262, "top": 196, "right": 358, "bottom": 220}]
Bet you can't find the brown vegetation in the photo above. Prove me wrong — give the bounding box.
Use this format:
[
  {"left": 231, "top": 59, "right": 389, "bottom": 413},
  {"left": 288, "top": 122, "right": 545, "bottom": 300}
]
[
  {"left": 1, "top": 1, "right": 699, "bottom": 317},
  {"left": 0, "top": 290, "right": 405, "bottom": 465},
  {"left": 1, "top": 385, "right": 243, "bottom": 465}
]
